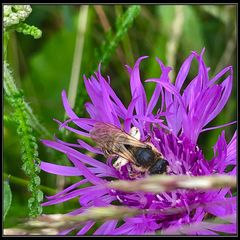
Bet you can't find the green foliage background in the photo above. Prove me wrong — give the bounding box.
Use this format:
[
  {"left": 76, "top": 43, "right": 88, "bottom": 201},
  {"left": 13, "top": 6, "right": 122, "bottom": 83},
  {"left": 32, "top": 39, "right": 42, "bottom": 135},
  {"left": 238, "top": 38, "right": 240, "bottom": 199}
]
[{"left": 3, "top": 4, "right": 237, "bottom": 230}]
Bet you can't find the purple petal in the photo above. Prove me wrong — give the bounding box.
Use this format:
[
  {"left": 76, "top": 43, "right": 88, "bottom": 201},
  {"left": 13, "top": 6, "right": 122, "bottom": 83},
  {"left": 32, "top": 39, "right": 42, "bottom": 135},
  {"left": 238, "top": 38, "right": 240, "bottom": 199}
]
[
  {"left": 102, "top": 76, "right": 127, "bottom": 118},
  {"left": 204, "top": 197, "right": 236, "bottom": 218},
  {"left": 175, "top": 52, "right": 195, "bottom": 91},
  {"left": 111, "top": 222, "right": 134, "bottom": 235},
  {"left": 42, "top": 188, "right": 87, "bottom": 206},
  {"left": 145, "top": 78, "right": 185, "bottom": 112},
  {"left": 79, "top": 188, "right": 109, "bottom": 206},
  {"left": 130, "top": 56, "right": 148, "bottom": 116},
  {"left": 42, "top": 185, "right": 104, "bottom": 206},
  {"left": 146, "top": 84, "right": 162, "bottom": 116},
  {"left": 125, "top": 64, "right": 132, "bottom": 75},
  {"left": 46, "top": 179, "right": 88, "bottom": 200},
  {"left": 84, "top": 78, "right": 110, "bottom": 123},
  {"left": 132, "top": 115, "right": 170, "bottom": 131},
  {"left": 206, "top": 71, "right": 233, "bottom": 124},
  {"left": 212, "top": 131, "right": 228, "bottom": 172},
  {"left": 192, "top": 48, "right": 209, "bottom": 87},
  {"left": 146, "top": 58, "right": 171, "bottom": 115},
  {"left": 146, "top": 77, "right": 186, "bottom": 135},
  {"left": 61, "top": 90, "right": 78, "bottom": 119},
  {"left": 53, "top": 119, "right": 90, "bottom": 137},
  {"left": 61, "top": 90, "right": 96, "bottom": 131},
  {"left": 54, "top": 136, "right": 82, "bottom": 149},
  {"left": 59, "top": 118, "right": 95, "bottom": 132},
  {"left": 66, "top": 208, "right": 84, "bottom": 216},
  {"left": 208, "top": 223, "right": 236, "bottom": 234},
  {"left": 208, "top": 66, "right": 232, "bottom": 86},
  {"left": 41, "top": 140, "right": 113, "bottom": 173},
  {"left": 96, "top": 66, "right": 121, "bottom": 127},
  {"left": 67, "top": 154, "right": 105, "bottom": 185},
  {"left": 201, "top": 121, "right": 237, "bottom": 133},
  {"left": 40, "top": 161, "right": 82, "bottom": 176},
  {"left": 93, "top": 220, "right": 118, "bottom": 235},
  {"left": 77, "top": 139, "right": 103, "bottom": 155},
  {"left": 225, "top": 131, "right": 237, "bottom": 165},
  {"left": 59, "top": 227, "right": 75, "bottom": 235},
  {"left": 124, "top": 96, "right": 139, "bottom": 133},
  {"left": 77, "top": 221, "right": 95, "bottom": 235},
  {"left": 85, "top": 102, "right": 97, "bottom": 119}
]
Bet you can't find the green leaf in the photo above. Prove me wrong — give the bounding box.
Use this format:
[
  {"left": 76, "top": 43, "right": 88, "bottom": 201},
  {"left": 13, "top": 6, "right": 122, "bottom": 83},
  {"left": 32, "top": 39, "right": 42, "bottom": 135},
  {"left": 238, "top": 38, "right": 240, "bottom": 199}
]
[{"left": 4, "top": 181, "right": 12, "bottom": 220}]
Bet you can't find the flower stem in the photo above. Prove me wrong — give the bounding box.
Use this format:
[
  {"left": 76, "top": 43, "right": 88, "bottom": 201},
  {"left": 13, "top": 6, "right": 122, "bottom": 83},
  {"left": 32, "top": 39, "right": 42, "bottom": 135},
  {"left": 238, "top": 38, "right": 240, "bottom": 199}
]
[
  {"left": 4, "top": 61, "right": 43, "bottom": 217},
  {"left": 166, "top": 5, "right": 184, "bottom": 82},
  {"left": 4, "top": 173, "right": 56, "bottom": 195}
]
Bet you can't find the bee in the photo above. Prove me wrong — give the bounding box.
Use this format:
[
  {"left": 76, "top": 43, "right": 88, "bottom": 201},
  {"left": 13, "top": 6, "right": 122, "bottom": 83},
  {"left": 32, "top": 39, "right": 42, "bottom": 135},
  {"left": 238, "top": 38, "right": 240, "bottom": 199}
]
[{"left": 90, "top": 122, "right": 169, "bottom": 176}]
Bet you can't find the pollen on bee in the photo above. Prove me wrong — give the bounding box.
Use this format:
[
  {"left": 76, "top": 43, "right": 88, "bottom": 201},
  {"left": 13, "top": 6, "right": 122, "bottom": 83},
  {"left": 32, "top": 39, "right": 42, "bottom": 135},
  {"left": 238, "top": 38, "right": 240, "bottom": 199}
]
[
  {"left": 113, "top": 156, "right": 129, "bottom": 170},
  {"left": 129, "top": 126, "right": 141, "bottom": 140},
  {"left": 113, "top": 126, "right": 141, "bottom": 171}
]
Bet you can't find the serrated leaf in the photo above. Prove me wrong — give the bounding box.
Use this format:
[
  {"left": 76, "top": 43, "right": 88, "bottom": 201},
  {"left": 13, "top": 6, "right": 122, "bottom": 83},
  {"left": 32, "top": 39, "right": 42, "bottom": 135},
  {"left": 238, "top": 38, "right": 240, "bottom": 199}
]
[
  {"left": 4, "top": 181, "right": 12, "bottom": 220},
  {"left": 36, "top": 190, "right": 44, "bottom": 202}
]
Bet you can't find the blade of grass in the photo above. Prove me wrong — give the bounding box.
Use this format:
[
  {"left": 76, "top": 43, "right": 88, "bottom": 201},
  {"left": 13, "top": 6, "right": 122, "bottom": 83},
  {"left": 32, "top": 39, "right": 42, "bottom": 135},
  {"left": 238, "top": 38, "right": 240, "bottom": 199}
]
[
  {"left": 95, "top": 5, "right": 140, "bottom": 69},
  {"left": 94, "top": 5, "right": 125, "bottom": 66},
  {"left": 74, "top": 5, "right": 141, "bottom": 117},
  {"left": 94, "top": 5, "right": 111, "bottom": 31},
  {"left": 67, "top": 5, "right": 89, "bottom": 110},
  {"left": 108, "top": 174, "right": 236, "bottom": 193},
  {"left": 213, "top": 26, "right": 236, "bottom": 76},
  {"left": 166, "top": 5, "right": 184, "bottom": 82}
]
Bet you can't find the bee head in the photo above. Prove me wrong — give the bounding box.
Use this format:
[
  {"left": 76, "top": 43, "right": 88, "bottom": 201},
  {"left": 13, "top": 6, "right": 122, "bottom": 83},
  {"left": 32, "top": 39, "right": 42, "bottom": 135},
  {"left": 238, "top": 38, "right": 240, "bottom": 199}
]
[{"left": 149, "top": 158, "right": 169, "bottom": 175}]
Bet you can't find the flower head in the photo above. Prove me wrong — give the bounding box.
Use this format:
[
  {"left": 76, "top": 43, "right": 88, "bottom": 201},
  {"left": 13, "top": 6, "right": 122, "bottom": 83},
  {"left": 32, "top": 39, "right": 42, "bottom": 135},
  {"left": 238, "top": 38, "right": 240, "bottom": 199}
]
[
  {"left": 4, "top": 5, "right": 32, "bottom": 29},
  {"left": 41, "top": 49, "right": 236, "bottom": 235}
]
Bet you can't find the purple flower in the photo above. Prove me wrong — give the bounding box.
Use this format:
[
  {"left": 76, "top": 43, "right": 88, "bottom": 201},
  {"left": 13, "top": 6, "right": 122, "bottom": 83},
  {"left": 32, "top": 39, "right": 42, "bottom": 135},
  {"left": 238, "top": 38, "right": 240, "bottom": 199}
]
[{"left": 40, "top": 49, "right": 236, "bottom": 235}]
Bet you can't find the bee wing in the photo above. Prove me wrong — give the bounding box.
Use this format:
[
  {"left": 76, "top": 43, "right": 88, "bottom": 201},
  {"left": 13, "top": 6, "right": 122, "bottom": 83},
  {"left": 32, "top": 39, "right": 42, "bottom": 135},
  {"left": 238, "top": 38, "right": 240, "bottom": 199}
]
[
  {"left": 90, "top": 122, "right": 147, "bottom": 148},
  {"left": 110, "top": 143, "right": 136, "bottom": 163},
  {"left": 90, "top": 122, "right": 147, "bottom": 162}
]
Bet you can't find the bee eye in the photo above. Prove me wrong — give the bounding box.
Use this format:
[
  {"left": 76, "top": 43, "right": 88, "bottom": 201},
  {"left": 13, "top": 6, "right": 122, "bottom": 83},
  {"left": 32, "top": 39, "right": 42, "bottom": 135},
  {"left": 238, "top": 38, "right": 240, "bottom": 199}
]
[
  {"left": 149, "top": 159, "right": 169, "bottom": 175},
  {"left": 135, "top": 148, "right": 154, "bottom": 167}
]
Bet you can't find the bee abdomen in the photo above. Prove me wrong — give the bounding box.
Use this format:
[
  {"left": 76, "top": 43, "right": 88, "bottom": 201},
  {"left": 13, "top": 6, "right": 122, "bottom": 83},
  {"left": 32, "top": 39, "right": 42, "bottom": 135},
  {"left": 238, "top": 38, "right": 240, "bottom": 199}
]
[{"left": 134, "top": 148, "right": 155, "bottom": 167}]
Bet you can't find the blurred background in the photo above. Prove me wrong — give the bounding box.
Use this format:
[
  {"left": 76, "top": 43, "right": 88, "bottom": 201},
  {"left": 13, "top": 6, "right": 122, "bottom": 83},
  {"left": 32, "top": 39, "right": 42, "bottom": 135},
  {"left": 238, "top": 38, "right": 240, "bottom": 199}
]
[{"left": 4, "top": 4, "right": 237, "bottom": 228}]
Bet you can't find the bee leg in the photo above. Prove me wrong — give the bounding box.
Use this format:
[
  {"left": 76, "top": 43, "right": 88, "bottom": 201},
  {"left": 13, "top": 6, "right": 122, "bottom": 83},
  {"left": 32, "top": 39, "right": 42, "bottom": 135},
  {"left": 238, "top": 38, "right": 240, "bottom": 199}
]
[
  {"left": 144, "top": 135, "right": 151, "bottom": 142},
  {"left": 131, "top": 164, "right": 146, "bottom": 173},
  {"left": 103, "top": 149, "right": 112, "bottom": 157}
]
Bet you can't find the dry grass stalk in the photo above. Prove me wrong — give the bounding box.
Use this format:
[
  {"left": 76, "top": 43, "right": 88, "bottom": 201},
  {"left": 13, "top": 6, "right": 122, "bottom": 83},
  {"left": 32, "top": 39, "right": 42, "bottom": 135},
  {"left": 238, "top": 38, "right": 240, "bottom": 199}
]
[{"left": 108, "top": 174, "right": 236, "bottom": 193}]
